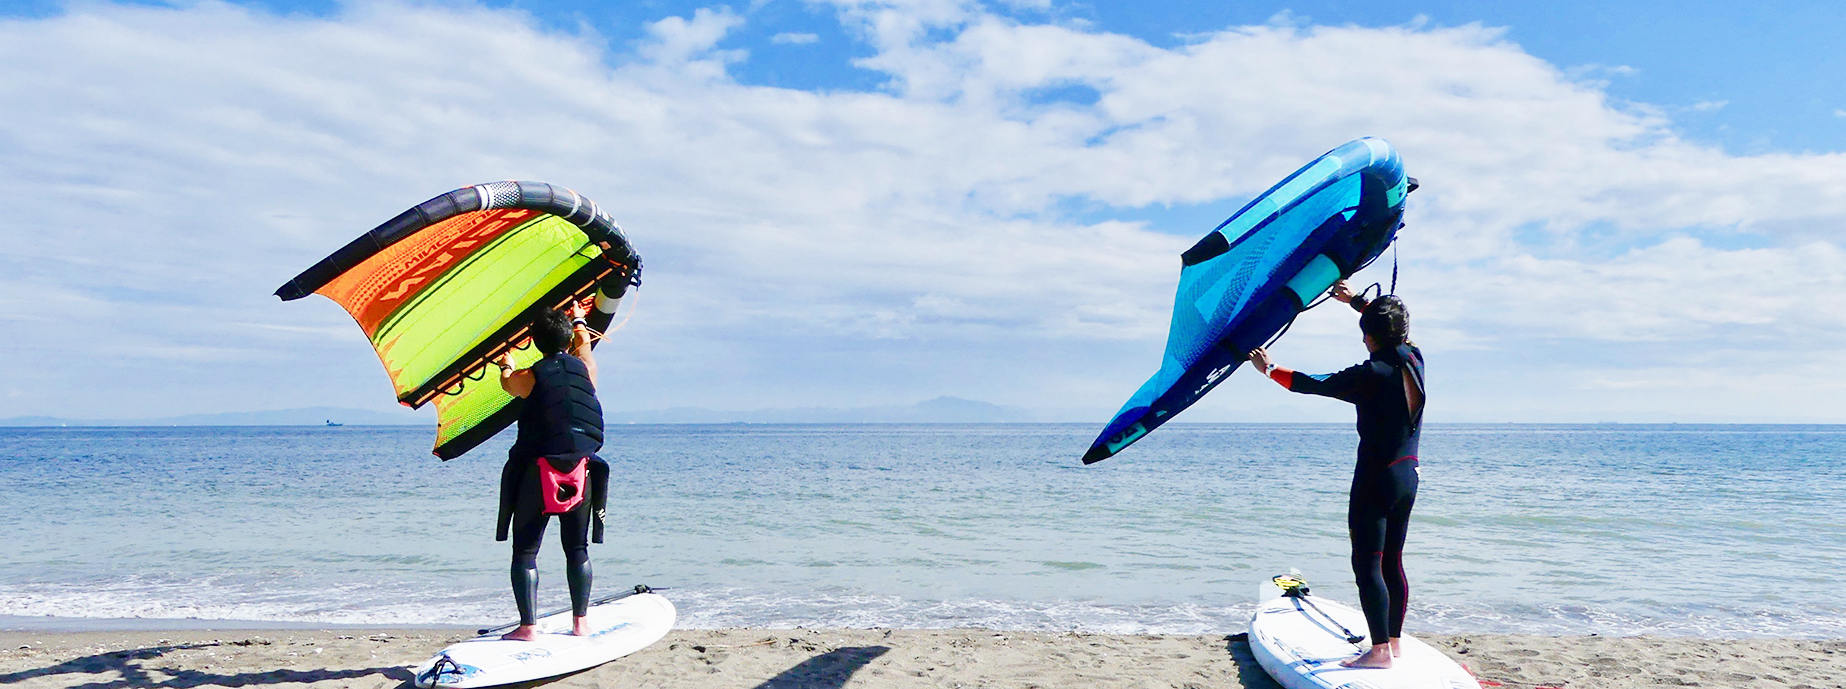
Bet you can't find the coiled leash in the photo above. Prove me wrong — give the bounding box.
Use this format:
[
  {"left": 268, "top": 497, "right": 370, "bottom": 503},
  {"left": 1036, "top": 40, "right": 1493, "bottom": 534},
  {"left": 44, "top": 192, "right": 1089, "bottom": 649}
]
[{"left": 1272, "top": 574, "right": 1364, "bottom": 645}]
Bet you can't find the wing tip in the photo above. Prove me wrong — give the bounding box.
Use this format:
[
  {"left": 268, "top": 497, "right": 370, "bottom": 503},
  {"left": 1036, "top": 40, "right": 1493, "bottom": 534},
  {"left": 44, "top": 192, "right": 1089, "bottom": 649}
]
[
  {"left": 274, "top": 281, "right": 309, "bottom": 301},
  {"left": 1080, "top": 446, "right": 1112, "bottom": 465}
]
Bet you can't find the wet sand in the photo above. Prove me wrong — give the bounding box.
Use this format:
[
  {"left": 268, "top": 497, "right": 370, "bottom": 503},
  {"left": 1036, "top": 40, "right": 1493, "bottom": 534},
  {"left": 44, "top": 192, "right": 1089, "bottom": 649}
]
[{"left": 1, "top": 627, "right": 1841, "bottom": 688}]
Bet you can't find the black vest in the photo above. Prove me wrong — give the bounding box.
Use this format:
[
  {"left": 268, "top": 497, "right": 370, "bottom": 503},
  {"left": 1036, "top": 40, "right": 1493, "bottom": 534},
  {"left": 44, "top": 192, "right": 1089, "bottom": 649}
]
[{"left": 509, "top": 353, "right": 604, "bottom": 460}]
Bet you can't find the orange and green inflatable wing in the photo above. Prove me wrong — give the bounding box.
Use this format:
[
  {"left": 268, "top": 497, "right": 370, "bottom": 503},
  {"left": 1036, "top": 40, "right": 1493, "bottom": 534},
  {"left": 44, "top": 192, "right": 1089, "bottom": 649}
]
[{"left": 276, "top": 181, "right": 641, "bottom": 460}]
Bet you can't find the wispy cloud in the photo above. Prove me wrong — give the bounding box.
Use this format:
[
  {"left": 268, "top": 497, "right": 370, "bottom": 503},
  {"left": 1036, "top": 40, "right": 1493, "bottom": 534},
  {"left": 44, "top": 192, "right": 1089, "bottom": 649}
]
[
  {"left": 772, "top": 32, "right": 820, "bottom": 44},
  {"left": 0, "top": 1, "right": 1841, "bottom": 422},
  {"left": 1565, "top": 63, "right": 1638, "bottom": 83}
]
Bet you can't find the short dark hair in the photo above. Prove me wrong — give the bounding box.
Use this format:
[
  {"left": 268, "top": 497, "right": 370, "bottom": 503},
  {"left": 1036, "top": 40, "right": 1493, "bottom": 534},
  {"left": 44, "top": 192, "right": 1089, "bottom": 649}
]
[
  {"left": 1360, "top": 295, "right": 1410, "bottom": 348},
  {"left": 530, "top": 308, "right": 574, "bottom": 355}
]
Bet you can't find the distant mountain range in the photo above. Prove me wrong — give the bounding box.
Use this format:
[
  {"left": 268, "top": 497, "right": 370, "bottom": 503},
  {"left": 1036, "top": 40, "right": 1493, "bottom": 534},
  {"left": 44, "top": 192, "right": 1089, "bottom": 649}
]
[{"left": 0, "top": 397, "right": 1040, "bottom": 427}]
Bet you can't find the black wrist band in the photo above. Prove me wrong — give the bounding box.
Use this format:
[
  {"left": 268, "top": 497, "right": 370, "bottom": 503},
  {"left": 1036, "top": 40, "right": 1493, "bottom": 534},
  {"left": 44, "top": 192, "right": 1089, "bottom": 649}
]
[{"left": 572, "top": 318, "right": 587, "bottom": 327}]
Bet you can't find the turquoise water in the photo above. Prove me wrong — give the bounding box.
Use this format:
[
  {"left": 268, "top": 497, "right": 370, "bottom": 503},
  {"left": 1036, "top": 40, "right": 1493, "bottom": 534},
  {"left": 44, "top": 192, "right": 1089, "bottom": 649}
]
[{"left": 1, "top": 424, "right": 1841, "bottom": 637}]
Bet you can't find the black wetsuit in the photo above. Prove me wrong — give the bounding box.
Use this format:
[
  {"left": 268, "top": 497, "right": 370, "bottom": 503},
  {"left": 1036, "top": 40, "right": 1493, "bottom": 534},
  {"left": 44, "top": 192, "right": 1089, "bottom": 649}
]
[
  {"left": 1274, "top": 341, "right": 1425, "bottom": 644},
  {"left": 495, "top": 352, "right": 609, "bottom": 625}
]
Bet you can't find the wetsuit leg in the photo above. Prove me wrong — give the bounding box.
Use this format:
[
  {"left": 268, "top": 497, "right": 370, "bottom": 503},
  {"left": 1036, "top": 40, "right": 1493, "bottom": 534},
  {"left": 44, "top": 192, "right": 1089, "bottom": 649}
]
[
  {"left": 1383, "top": 460, "right": 1419, "bottom": 638},
  {"left": 1348, "top": 475, "right": 1392, "bottom": 644},
  {"left": 1349, "top": 460, "right": 1418, "bottom": 644},
  {"left": 558, "top": 501, "right": 593, "bottom": 618},
  {"left": 509, "top": 509, "right": 550, "bottom": 626}
]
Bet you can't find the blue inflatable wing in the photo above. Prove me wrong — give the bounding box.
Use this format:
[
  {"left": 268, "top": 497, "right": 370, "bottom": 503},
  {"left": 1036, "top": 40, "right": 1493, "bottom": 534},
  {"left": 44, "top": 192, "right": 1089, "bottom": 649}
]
[{"left": 1082, "top": 138, "right": 1415, "bottom": 464}]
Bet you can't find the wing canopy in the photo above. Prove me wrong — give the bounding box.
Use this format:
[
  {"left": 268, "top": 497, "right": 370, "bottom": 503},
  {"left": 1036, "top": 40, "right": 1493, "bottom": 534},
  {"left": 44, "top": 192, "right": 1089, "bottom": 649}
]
[
  {"left": 278, "top": 181, "right": 641, "bottom": 459},
  {"left": 1083, "top": 138, "right": 1408, "bottom": 463}
]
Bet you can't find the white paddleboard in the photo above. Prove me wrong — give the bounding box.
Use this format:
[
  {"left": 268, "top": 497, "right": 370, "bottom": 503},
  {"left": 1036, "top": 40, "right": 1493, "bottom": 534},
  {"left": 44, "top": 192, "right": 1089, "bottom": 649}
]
[
  {"left": 1249, "top": 588, "right": 1478, "bottom": 689},
  {"left": 413, "top": 588, "right": 676, "bottom": 688}
]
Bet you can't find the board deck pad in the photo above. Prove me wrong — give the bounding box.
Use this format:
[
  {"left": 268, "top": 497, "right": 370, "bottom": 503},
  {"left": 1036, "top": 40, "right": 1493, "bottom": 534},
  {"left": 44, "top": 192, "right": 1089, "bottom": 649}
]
[
  {"left": 1249, "top": 592, "right": 1479, "bottom": 689},
  {"left": 414, "top": 591, "right": 675, "bottom": 688}
]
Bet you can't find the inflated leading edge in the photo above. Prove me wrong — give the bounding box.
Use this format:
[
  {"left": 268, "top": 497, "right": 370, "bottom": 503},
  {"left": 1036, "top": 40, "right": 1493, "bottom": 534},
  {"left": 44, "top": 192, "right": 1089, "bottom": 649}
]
[
  {"left": 276, "top": 181, "right": 642, "bottom": 459},
  {"left": 1083, "top": 138, "right": 1413, "bottom": 464}
]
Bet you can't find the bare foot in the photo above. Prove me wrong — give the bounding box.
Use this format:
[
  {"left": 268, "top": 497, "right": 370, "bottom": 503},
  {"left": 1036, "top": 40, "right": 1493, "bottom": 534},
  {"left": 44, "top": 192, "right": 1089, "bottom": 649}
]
[
  {"left": 572, "top": 615, "right": 591, "bottom": 636},
  {"left": 501, "top": 624, "right": 541, "bottom": 641},
  {"left": 1388, "top": 637, "right": 1402, "bottom": 657},
  {"left": 1340, "top": 645, "right": 1393, "bottom": 669}
]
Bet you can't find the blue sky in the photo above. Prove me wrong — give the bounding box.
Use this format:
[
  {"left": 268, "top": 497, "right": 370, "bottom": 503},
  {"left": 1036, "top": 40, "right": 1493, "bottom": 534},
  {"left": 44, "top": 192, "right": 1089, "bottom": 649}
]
[
  {"left": 0, "top": 0, "right": 1842, "bottom": 424},
  {"left": 8, "top": 0, "right": 1838, "bottom": 153}
]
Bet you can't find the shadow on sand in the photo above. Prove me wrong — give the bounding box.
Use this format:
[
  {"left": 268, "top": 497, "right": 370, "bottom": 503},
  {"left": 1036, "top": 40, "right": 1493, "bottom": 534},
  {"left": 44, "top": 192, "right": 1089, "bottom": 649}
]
[
  {"left": 748, "top": 645, "right": 890, "bottom": 689},
  {"left": 0, "top": 642, "right": 413, "bottom": 689},
  {"left": 510, "top": 644, "right": 892, "bottom": 689},
  {"left": 1225, "top": 633, "right": 1284, "bottom": 689}
]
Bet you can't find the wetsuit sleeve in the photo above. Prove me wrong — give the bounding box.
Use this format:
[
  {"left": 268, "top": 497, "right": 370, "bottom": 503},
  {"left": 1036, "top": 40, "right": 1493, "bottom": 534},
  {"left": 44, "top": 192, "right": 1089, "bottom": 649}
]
[
  {"left": 589, "top": 457, "right": 609, "bottom": 544},
  {"left": 1279, "top": 362, "right": 1376, "bottom": 403},
  {"left": 497, "top": 458, "right": 521, "bottom": 542}
]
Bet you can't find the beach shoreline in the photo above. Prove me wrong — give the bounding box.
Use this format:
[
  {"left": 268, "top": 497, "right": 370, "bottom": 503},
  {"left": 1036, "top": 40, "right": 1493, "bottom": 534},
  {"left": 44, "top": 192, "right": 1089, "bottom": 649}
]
[{"left": 3, "top": 626, "right": 1840, "bottom": 689}]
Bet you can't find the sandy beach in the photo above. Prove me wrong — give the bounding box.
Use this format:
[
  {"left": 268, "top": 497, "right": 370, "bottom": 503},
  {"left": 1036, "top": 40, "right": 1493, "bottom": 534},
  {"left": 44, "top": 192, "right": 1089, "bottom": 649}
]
[{"left": 2, "top": 626, "right": 1840, "bottom": 689}]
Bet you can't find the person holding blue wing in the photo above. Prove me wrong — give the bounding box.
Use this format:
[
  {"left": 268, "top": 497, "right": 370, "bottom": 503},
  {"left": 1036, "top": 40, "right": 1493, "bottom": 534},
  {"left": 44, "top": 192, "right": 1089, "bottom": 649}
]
[{"left": 1247, "top": 280, "right": 1426, "bottom": 669}]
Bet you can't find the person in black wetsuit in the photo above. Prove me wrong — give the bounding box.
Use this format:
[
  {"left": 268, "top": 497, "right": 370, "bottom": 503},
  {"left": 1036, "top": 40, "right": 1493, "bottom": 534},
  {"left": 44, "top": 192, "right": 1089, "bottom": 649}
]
[
  {"left": 1247, "top": 280, "right": 1425, "bottom": 669},
  {"left": 492, "top": 303, "right": 610, "bottom": 640}
]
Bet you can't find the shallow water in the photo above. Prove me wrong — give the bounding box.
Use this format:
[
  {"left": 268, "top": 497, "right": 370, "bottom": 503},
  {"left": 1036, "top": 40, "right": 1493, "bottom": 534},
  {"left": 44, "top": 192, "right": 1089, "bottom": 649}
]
[{"left": 1, "top": 424, "right": 1841, "bottom": 637}]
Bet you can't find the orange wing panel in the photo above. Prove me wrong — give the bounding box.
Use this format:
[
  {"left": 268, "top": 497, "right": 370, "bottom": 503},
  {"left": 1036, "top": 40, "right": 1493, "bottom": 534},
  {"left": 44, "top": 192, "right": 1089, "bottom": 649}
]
[{"left": 316, "top": 208, "right": 538, "bottom": 335}]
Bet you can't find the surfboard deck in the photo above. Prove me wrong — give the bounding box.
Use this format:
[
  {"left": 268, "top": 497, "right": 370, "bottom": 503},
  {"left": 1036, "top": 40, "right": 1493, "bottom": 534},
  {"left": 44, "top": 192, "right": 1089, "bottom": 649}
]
[
  {"left": 1249, "top": 592, "right": 1479, "bottom": 689},
  {"left": 413, "top": 590, "right": 675, "bottom": 688}
]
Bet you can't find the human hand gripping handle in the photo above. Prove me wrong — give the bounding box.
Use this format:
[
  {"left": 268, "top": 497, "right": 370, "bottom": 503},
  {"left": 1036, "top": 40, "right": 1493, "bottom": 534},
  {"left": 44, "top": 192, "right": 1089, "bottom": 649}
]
[
  {"left": 1328, "top": 279, "right": 1357, "bottom": 304},
  {"left": 1247, "top": 347, "right": 1293, "bottom": 388},
  {"left": 1329, "top": 279, "right": 1371, "bottom": 312},
  {"left": 566, "top": 301, "right": 599, "bottom": 385},
  {"left": 567, "top": 301, "right": 593, "bottom": 343},
  {"left": 1247, "top": 347, "right": 1275, "bottom": 374},
  {"left": 495, "top": 350, "right": 533, "bottom": 398}
]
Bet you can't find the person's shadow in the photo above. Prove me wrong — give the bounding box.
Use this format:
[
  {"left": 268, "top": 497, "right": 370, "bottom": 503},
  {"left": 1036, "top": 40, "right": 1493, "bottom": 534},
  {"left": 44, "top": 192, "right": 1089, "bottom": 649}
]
[
  {"left": 747, "top": 645, "right": 890, "bottom": 689},
  {"left": 1225, "top": 633, "right": 1284, "bottom": 689},
  {"left": 0, "top": 642, "right": 413, "bottom": 689}
]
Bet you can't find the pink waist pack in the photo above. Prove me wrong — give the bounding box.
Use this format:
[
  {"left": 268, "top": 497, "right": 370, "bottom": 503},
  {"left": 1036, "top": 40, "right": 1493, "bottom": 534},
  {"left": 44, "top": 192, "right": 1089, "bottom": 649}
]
[{"left": 536, "top": 456, "right": 589, "bottom": 515}]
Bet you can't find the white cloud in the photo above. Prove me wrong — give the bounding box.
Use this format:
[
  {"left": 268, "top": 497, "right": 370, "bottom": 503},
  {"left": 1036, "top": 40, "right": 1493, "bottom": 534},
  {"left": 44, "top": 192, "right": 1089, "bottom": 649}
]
[
  {"left": 0, "top": 2, "right": 1841, "bottom": 422},
  {"left": 638, "top": 6, "right": 746, "bottom": 71},
  {"left": 772, "top": 32, "right": 820, "bottom": 44},
  {"left": 1565, "top": 63, "right": 1638, "bottom": 81}
]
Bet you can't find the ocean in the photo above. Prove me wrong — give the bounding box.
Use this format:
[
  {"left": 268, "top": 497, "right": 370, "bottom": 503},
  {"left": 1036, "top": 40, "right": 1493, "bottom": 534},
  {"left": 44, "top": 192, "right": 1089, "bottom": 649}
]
[{"left": 1, "top": 424, "right": 1841, "bottom": 638}]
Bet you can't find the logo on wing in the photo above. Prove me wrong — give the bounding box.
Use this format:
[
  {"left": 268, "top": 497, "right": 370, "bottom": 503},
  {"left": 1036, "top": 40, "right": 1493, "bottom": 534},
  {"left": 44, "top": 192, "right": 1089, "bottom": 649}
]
[{"left": 1192, "top": 363, "right": 1234, "bottom": 398}]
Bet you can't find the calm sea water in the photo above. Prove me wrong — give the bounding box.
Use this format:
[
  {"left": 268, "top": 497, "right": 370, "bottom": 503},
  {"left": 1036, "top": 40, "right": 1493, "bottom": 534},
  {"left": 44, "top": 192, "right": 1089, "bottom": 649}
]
[{"left": 1, "top": 424, "right": 1841, "bottom": 638}]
